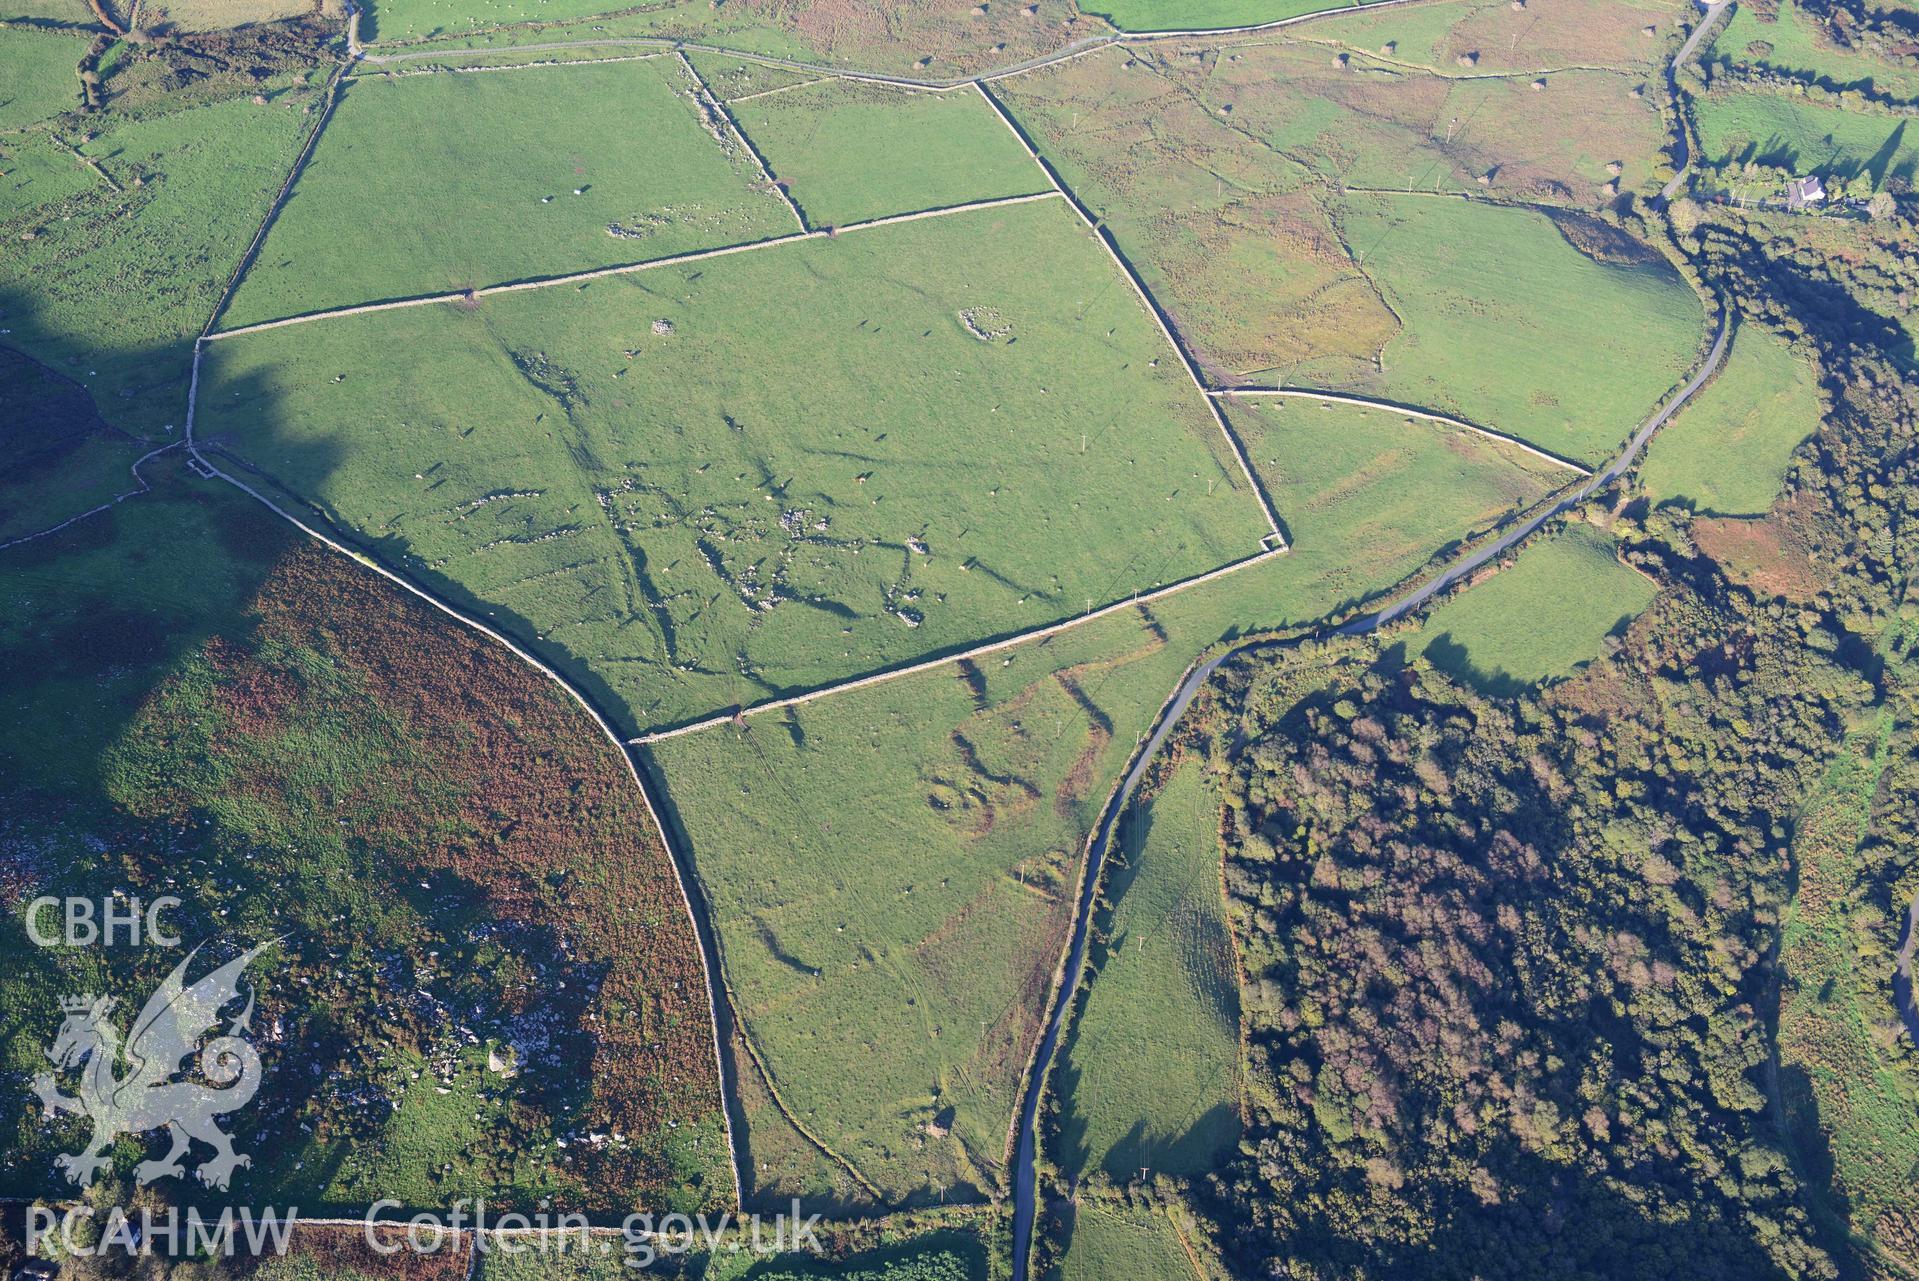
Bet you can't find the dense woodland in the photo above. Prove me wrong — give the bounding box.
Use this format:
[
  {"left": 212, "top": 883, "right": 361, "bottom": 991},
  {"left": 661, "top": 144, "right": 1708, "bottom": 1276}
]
[{"left": 1198, "top": 194, "right": 1919, "bottom": 1278}]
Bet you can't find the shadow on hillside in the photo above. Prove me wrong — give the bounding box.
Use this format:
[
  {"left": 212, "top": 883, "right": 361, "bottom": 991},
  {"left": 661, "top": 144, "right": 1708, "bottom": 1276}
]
[{"left": 0, "top": 328, "right": 702, "bottom": 1220}]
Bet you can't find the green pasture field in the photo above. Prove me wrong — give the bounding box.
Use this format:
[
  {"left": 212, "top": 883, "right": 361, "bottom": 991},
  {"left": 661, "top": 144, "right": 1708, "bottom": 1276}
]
[
  {"left": 221, "top": 57, "right": 795, "bottom": 328},
  {"left": 1336, "top": 195, "right": 1702, "bottom": 466},
  {"left": 0, "top": 133, "right": 94, "bottom": 215},
  {"left": 356, "top": 44, "right": 677, "bottom": 71},
  {"left": 200, "top": 195, "right": 1268, "bottom": 734},
  {"left": 1229, "top": 397, "right": 1567, "bottom": 611},
  {"left": 1640, "top": 324, "right": 1819, "bottom": 517},
  {"left": 641, "top": 494, "right": 1491, "bottom": 1203},
  {"left": 0, "top": 29, "right": 83, "bottom": 130},
  {"left": 728, "top": 78, "right": 1046, "bottom": 227},
  {"left": 0, "top": 88, "right": 318, "bottom": 437},
  {"left": 1402, "top": 520, "right": 1658, "bottom": 694},
  {"left": 1050, "top": 1201, "right": 1193, "bottom": 1281},
  {"left": 1695, "top": 87, "right": 1919, "bottom": 189},
  {"left": 0, "top": 0, "right": 94, "bottom": 21},
  {"left": 725, "top": 1021, "right": 882, "bottom": 1216},
  {"left": 1717, "top": 0, "right": 1919, "bottom": 100},
  {"left": 363, "top": 2, "right": 808, "bottom": 58},
  {"left": 645, "top": 599, "right": 1197, "bottom": 1204},
  {"left": 1053, "top": 756, "right": 1240, "bottom": 1182},
  {"left": 0, "top": 429, "right": 145, "bottom": 545},
  {"left": 0, "top": 455, "right": 729, "bottom": 1215},
  {"left": 1423, "top": 70, "right": 1668, "bottom": 198}
]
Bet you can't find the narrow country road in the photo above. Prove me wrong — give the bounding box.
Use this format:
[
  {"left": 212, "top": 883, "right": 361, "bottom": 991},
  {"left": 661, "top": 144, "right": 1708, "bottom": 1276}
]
[
  {"left": 1008, "top": 308, "right": 1732, "bottom": 1279},
  {"left": 1008, "top": 640, "right": 1234, "bottom": 1281},
  {"left": 1343, "top": 311, "right": 1730, "bottom": 632},
  {"left": 1659, "top": 0, "right": 1733, "bottom": 203}
]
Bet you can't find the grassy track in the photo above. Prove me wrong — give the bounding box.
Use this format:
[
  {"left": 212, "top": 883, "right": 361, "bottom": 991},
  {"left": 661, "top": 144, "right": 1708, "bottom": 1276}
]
[
  {"left": 1053, "top": 756, "right": 1240, "bottom": 1183},
  {"left": 1228, "top": 396, "right": 1565, "bottom": 611},
  {"left": 729, "top": 79, "right": 1046, "bottom": 227},
  {"left": 0, "top": 457, "right": 729, "bottom": 1214},
  {"left": 1401, "top": 520, "right": 1657, "bottom": 693},
  {"left": 222, "top": 57, "right": 794, "bottom": 328},
  {"left": 1695, "top": 88, "right": 1919, "bottom": 190},
  {"left": 1640, "top": 324, "right": 1819, "bottom": 516},
  {"left": 0, "top": 88, "right": 319, "bottom": 436},
  {"left": 1338, "top": 195, "right": 1703, "bottom": 466},
  {"left": 201, "top": 196, "right": 1268, "bottom": 733},
  {"left": 645, "top": 603, "right": 1186, "bottom": 1204}
]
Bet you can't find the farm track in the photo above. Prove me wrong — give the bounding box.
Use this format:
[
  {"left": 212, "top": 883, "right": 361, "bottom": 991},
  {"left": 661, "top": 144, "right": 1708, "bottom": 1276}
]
[{"left": 1659, "top": 0, "right": 1733, "bottom": 203}]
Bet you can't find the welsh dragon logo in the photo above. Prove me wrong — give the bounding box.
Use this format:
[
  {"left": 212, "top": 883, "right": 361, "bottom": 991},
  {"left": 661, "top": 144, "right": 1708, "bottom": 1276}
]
[{"left": 32, "top": 941, "right": 273, "bottom": 1191}]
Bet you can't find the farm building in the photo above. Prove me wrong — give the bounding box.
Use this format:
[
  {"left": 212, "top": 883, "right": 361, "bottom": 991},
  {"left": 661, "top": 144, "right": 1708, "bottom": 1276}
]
[{"left": 1786, "top": 174, "right": 1827, "bottom": 211}]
